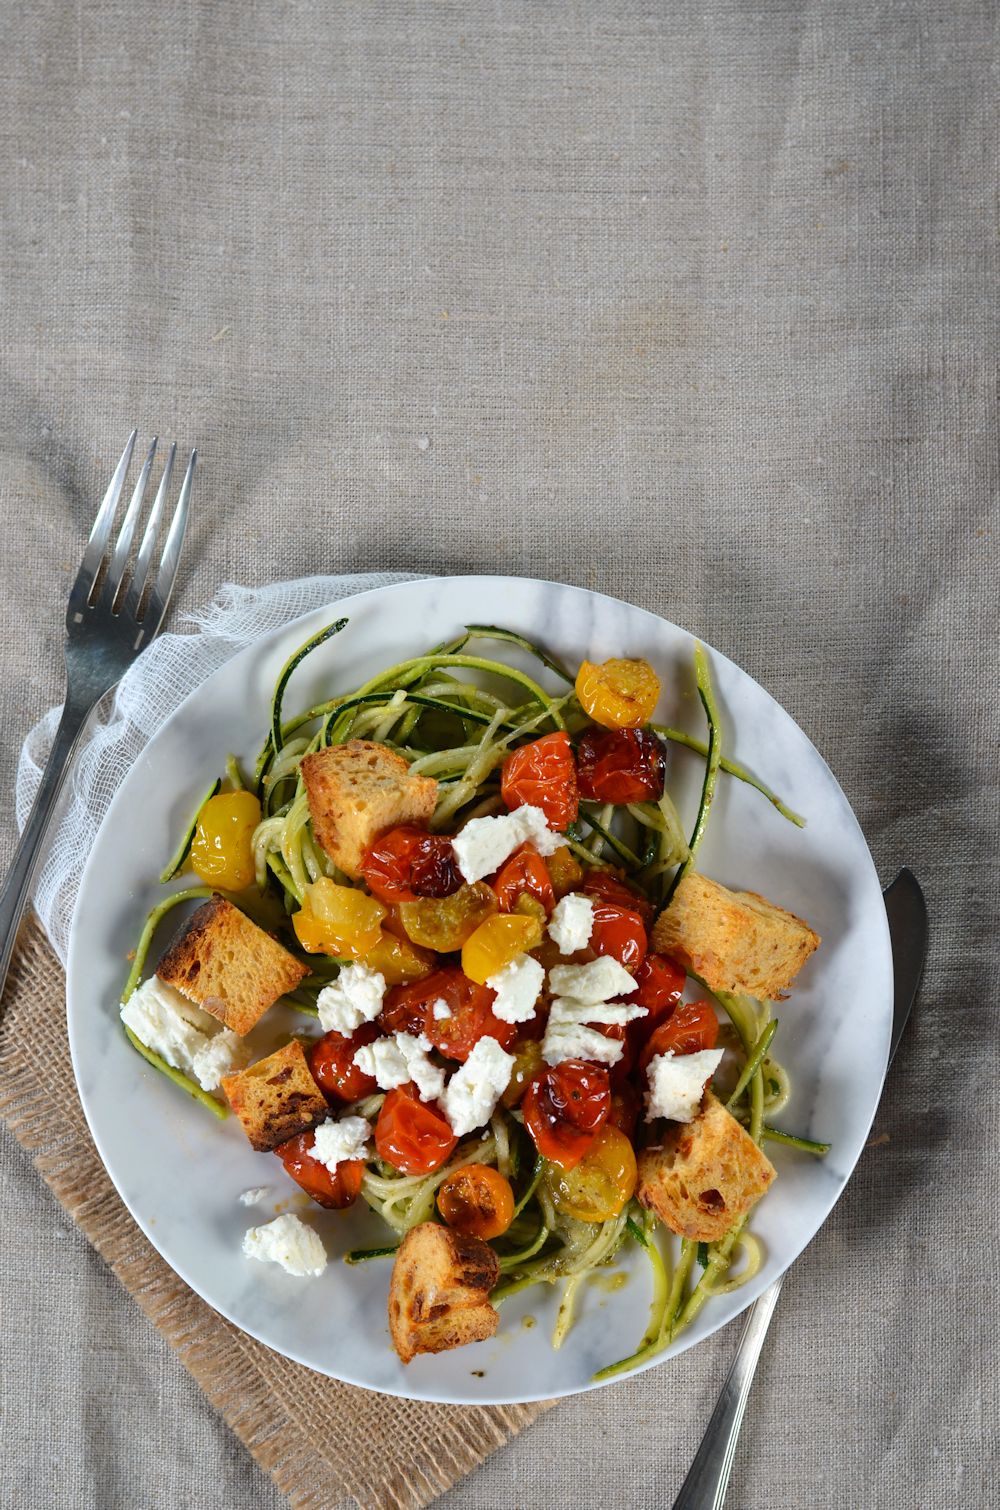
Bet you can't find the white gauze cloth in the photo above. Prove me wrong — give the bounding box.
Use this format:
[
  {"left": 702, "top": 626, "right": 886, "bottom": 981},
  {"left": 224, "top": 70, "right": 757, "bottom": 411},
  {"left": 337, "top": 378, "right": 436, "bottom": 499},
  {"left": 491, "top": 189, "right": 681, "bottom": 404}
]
[{"left": 15, "top": 573, "right": 420, "bottom": 964}]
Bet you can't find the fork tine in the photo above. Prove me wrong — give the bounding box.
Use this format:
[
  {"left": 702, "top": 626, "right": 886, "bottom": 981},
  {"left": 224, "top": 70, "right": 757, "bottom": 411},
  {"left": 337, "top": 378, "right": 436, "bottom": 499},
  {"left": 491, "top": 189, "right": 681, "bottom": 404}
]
[
  {"left": 105, "top": 436, "right": 156, "bottom": 608},
  {"left": 67, "top": 430, "right": 137, "bottom": 617},
  {"left": 122, "top": 442, "right": 175, "bottom": 618},
  {"left": 142, "top": 449, "right": 195, "bottom": 631}
]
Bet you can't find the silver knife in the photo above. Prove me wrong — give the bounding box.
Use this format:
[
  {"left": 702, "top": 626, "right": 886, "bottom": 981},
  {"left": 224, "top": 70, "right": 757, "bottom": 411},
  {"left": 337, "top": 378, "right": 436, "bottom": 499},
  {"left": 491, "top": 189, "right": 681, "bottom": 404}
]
[{"left": 671, "top": 867, "right": 928, "bottom": 1510}]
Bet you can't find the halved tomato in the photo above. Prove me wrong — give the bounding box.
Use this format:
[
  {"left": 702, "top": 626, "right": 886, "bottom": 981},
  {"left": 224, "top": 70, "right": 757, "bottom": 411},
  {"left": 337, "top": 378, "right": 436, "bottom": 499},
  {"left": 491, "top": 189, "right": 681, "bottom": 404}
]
[
  {"left": 374, "top": 1084, "right": 457, "bottom": 1175},
  {"left": 521, "top": 1059, "right": 611, "bottom": 1170},
  {"left": 500, "top": 731, "right": 578, "bottom": 829},
  {"left": 274, "top": 1132, "right": 365, "bottom": 1209}
]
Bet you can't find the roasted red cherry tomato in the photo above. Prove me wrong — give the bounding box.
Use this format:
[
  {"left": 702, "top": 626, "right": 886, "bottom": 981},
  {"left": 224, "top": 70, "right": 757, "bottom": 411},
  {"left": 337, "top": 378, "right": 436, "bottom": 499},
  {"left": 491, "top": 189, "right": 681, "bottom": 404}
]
[
  {"left": 588, "top": 1018, "right": 637, "bottom": 1086},
  {"left": 633, "top": 953, "right": 686, "bottom": 1028},
  {"left": 580, "top": 867, "right": 655, "bottom": 926},
  {"left": 374, "top": 1084, "right": 458, "bottom": 1175},
  {"left": 493, "top": 846, "right": 556, "bottom": 915},
  {"left": 589, "top": 901, "right": 647, "bottom": 973},
  {"left": 378, "top": 975, "right": 436, "bottom": 1037},
  {"left": 274, "top": 1131, "right": 365, "bottom": 1209},
  {"left": 522, "top": 1059, "right": 611, "bottom": 1170},
  {"left": 576, "top": 727, "right": 666, "bottom": 805},
  {"left": 500, "top": 731, "right": 579, "bottom": 830},
  {"left": 360, "top": 825, "right": 462, "bottom": 904},
  {"left": 309, "top": 1022, "right": 380, "bottom": 1104},
  {"left": 639, "top": 999, "right": 720, "bottom": 1073},
  {"left": 420, "top": 966, "right": 517, "bottom": 1062},
  {"left": 607, "top": 1082, "right": 640, "bottom": 1141}
]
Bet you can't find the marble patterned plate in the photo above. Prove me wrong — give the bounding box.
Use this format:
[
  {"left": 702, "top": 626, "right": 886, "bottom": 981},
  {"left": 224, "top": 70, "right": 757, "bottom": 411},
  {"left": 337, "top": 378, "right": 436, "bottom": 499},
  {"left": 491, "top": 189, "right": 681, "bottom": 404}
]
[{"left": 66, "top": 576, "right": 892, "bottom": 1404}]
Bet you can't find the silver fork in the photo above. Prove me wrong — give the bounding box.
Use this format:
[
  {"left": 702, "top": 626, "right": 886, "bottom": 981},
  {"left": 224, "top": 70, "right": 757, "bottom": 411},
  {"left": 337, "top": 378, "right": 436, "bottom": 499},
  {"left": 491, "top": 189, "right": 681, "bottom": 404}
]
[{"left": 0, "top": 431, "right": 195, "bottom": 999}]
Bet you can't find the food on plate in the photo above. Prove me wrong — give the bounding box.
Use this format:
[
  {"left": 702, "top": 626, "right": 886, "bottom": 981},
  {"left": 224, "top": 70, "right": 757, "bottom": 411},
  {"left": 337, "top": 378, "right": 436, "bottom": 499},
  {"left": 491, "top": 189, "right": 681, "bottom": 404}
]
[
  {"left": 388, "top": 1222, "right": 500, "bottom": 1363},
  {"left": 119, "top": 621, "right": 827, "bottom": 1378},
  {"left": 651, "top": 872, "right": 819, "bottom": 999}
]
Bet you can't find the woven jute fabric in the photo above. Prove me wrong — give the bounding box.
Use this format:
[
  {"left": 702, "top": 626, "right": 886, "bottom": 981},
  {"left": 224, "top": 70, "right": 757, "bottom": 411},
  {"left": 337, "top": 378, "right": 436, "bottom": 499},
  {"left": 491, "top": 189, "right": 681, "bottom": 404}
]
[
  {"left": 1, "top": 0, "right": 997, "bottom": 1506},
  {"left": 0, "top": 917, "right": 549, "bottom": 1510}
]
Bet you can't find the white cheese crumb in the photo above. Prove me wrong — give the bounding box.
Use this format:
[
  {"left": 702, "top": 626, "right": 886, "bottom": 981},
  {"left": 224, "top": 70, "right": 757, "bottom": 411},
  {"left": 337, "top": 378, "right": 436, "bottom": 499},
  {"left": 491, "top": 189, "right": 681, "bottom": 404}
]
[
  {"left": 242, "top": 1213, "right": 328, "bottom": 1278},
  {"left": 547, "top": 956, "right": 637, "bottom": 1004},
  {"left": 486, "top": 953, "right": 544, "bottom": 1024},
  {"left": 451, "top": 804, "right": 566, "bottom": 883},
  {"left": 548, "top": 893, "right": 595, "bottom": 954},
  {"left": 431, "top": 997, "right": 452, "bottom": 1021},
  {"left": 239, "top": 1187, "right": 271, "bottom": 1207},
  {"left": 316, "top": 963, "right": 387, "bottom": 1036},
  {"left": 121, "top": 975, "right": 249, "bottom": 1090},
  {"left": 353, "top": 1032, "right": 445, "bottom": 1102},
  {"left": 541, "top": 995, "right": 647, "bottom": 1066},
  {"left": 311, "top": 1115, "right": 372, "bottom": 1174},
  {"left": 440, "top": 1036, "right": 515, "bottom": 1136},
  {"left": 644, "top": 1049, "right": 725, "bottom": 1123}
]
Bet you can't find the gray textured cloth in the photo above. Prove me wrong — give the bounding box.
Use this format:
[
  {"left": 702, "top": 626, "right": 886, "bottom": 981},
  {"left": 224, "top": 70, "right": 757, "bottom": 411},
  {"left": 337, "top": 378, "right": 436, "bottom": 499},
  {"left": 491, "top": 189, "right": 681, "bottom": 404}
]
[{"left": 1, "top": 1, "right": 996, "bottom": 1507}]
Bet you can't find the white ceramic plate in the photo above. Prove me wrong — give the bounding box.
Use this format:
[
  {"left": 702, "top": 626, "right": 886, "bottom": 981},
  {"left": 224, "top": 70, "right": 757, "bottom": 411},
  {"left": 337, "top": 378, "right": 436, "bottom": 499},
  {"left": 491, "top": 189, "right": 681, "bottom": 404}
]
[{"left": 67, "top": 576, "right": 892, "bottom": 1404}]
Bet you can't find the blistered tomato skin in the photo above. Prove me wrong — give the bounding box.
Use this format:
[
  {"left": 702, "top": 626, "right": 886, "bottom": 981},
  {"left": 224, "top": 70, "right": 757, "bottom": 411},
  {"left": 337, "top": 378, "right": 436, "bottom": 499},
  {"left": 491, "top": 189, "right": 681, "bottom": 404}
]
[
  {"left": 437, "top": 1164, "right": 516, "bottom": 1239},
  {"left": 292, "top": 878, "right": 386, "bottom": 957},
  {"left": 638, "top": 999, "right": 720, "bottom": 1073},
  {"left": 374, "top": 1085, "right": 457, "bottom": 1175},
  {"left": 309, "top": 1022, "right": 380, "bottom": 1103},
  {"left": 522, "top": 1060, "right": 611, "bottom": 1170},
  {"left": 576, "top": 727, "right": 666, "bottom": 805},
  {"left": 274, "top": 1132, "right": 364, "bottom": 1209},
  {"left": 547, "top": 1125, "right": 637, "bottom": 1221},
  {"left": 461, "top": 913, "right": 543, "bottom": 985},
  {"left": 357, "top": 929, "right": 436, "bottom": 986},
  {"left": 494, "top": 848, "right": 556, "bottom": 915},
  {"left": 360, "top": 826, "right": 462, "bottom": 904},
  {"left": 398, "top": 882, "right": 498, "bottom": 952},
  {"left": 500, "top": 731, "right": 579, "bottom": 830},
  {"left": 419, "top": 967, "right": 518, "bottom": 1061},
  {"left": 575, "top": 658, "right": 661, "bottom": 729},
  {"left": 581, "top": 867, "right": 656, "bottom": 926},
  {"left": 189, "top": 791, "right": 261, "bottom": 891},
  {"left": 589, "top": 901, "right": 648, "bottom": 973}
]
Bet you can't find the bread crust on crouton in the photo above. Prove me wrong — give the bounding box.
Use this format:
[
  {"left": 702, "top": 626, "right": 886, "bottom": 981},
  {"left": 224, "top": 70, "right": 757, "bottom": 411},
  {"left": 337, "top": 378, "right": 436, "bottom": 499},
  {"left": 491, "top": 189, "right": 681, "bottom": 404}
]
[
  {"left": 221, "top": 1040, "right": 328, "bottom": 1151},
  {"left": 156, "top": 896, "right": 307, "bottom": 1035},
  {"left": 637, "top": 1091, "right": 776, "bottom": 1242},
  {"left": 301, "top": 740, "right": 438, "bottom": 879},
  {"left": 388, "top": 1222, "right": 500, "bottom": 1363},
  {"left": 652, "top": 873, "right": 819, "bottom": 999}
]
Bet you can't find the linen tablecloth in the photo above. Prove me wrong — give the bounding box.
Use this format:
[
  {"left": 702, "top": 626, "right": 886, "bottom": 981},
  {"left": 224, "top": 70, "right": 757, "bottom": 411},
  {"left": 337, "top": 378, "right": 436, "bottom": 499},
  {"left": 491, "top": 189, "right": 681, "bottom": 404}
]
[{"left": 1, "top": 2, "right": 996, "bottom": 1507}]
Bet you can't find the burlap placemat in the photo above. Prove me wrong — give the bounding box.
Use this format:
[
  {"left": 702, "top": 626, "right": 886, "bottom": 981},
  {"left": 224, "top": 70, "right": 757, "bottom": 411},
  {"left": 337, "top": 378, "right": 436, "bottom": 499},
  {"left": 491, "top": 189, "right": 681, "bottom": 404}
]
[{"left": 0, "top": 916, "right": 550, "bottom": 1510}]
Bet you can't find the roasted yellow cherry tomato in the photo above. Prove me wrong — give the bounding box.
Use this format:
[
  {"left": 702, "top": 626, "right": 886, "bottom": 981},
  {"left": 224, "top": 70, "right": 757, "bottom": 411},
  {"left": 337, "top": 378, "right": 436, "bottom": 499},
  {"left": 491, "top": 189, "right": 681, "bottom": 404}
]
[
  {"left": 398, "top": 881, "right": 497, "bottom": 952},
  {"left": 293, "top": 878, "right": 385, "bottom": 957},
  {"left": 358, "top": 929, "right": 436, "bottom": 986},
  {"left": 189, "top": 790, "right": 261, "bottom": 890},
  {"left": 575, "top": 658, "right": 660, "bottom": 729},
  {"left": 461, "top": 912, "right": 544, "bottom": 985},
  {"left": 437, "top": 1164, "right": 516, "bottom": 1240},
  {"left": 546, "top": 1125, "right": 637, "bottom": 1221}
]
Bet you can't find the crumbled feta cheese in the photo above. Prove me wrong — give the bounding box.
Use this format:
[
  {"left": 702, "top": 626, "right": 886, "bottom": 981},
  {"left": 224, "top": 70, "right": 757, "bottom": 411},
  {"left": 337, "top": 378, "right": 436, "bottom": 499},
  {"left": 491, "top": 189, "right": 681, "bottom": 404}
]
[
  {"left": 486, "top": 953, "right": 544, "bottom": 1024},
  {"left": 353, "top": 1032, "right": 445, "bottom": 1101},
  {"left": 548, "top": 893, "right": 595, "bottom": 954},
  {"left": 242, "top": 1213, "right": 327, "bottom": 1277},
  {"left": 644, "top": 1049, "right": 725, "bottom": 1123},
  {"left": 316, "top": 963, "right": 387, "bottom": 1035},
  {"left": 121, "top": 975, "right": 249, "bottom": 1090},
  {"left": 547, "top": 956, "right": 637, "bottom": 1004},
  {"left": 311, "top": 1115, "right": 372, "bottom": 1174},
  {"left": 451, "top": 804, "right": 566, "bottom": 883},
  {"left": 239, "top": 1187, "right": 270, "bottom": 1207},
  {"left": 440, "top": 1036, "right": 515, "bottom": 1136},
  {"left": 431, "top": 997, "right": 452, "bottom": 1021},
  {"left": 541, "top": 995, "right": 647, "bottom": 1066}
]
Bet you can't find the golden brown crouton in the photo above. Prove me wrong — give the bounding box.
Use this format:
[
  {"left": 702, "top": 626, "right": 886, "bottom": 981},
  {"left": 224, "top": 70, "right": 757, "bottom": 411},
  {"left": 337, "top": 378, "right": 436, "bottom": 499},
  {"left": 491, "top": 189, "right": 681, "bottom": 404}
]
[
  {"left": 300, "top": 740, "right": 438, "bottom": 879},
  {"left": 651, "top": 873, "right": 819, "bottom": 999},
  {"left": 221, "top": 1041, "right": 328, "bottom": 1151},
  {"left": 637, "top": 1091, "right": 776, "bottom": 1242},
  {"left": 157, "top": 896, "right": 308, "bottom": 1035},
  {"left": 388, "top": 1222, "right": 500, "bottom": 1364}
]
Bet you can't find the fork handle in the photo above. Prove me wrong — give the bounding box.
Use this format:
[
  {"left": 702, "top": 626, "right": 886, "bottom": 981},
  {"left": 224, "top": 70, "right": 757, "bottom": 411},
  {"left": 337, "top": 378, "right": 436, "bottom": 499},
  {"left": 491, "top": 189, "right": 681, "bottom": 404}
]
[
  {"left": 671, "top": 1276, "right": 785, "bottom": 1510},
  {"left": 0, "top": 695, "right": 92, "bottom": 1000}
]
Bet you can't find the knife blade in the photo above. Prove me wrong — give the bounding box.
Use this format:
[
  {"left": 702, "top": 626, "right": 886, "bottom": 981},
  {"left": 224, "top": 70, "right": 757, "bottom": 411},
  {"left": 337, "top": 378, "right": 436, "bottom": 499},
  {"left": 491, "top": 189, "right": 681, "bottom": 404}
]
[{"left": 883, "top": 866, "right": 927, "bottom": 1065}]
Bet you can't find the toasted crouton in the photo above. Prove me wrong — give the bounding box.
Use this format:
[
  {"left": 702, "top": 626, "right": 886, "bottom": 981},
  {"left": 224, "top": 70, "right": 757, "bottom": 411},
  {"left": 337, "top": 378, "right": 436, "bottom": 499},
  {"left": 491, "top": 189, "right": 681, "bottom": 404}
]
[
  {"left": 651, "top": 873, "right": 819, "bottom": 999},
  {"left": 300, "top": 740, "right": 438, "bottom": 879},
  {"left": 156, "top": 896, "right": 308, "bottom": 1035},
  {"left": 637, "top": 1091, "right": 776, "bottom": 1242},
  {"left": 221, "top": 1041, "right": 328, "bottom": 1151},
  {"left": 388, "top": 1222, "right": 500, "bottom": 1364}
]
